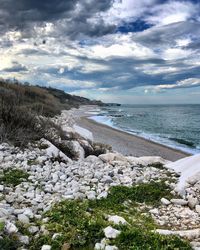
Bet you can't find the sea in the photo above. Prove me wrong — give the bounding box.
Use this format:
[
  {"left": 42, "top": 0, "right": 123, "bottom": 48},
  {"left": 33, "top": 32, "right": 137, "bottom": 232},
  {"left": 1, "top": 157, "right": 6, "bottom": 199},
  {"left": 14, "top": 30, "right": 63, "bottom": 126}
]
[{"left": 87, "top": 104, "right": 200, "bottom": 155}]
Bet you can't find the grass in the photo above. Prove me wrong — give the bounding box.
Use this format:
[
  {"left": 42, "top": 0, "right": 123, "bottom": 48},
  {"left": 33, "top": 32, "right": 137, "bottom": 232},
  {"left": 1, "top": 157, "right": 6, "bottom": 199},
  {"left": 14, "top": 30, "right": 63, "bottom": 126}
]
[
  {"left": 90, "top": 181, "right": 174, "bottom": 209},
  {"left": 0, "top": 168, "right": 29, "bottom": 186},
  {"left": 27, "top": 181, "right": 191, "bottom": 250},
  {"left": 147, "top": 162, "right": 165, "bottom": 170},
  {"left": 114, "top": 228, "right": 192, "bottom": 250},
  {"left": 0, "top": 235, "right": 21, "bottom": 250},
  {"left": 0, "top": 221, "right": 5, "bottom": 231}
]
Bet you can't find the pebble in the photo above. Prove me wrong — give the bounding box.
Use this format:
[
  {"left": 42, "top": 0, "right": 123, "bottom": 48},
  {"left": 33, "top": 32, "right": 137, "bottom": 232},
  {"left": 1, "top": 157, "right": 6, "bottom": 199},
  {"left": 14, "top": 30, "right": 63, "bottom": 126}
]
[
  {"left": 161, "top": 198, "right": 171, "bottom": 206},
  {"left": 108, "top": 215, "right": 127, "bottom": 225},
  {"left": 5, "top": 221, "right": 18, "bottom": 234},
  {"left": 104, "top": 226, "right": 121, "bottom": 239},
  {"left": 41, "top": 245, "right": 51, "bottom": 250},
  {"left": 195, "top": 205, "right": 200, "bottom": 214},
  {"left": 170, "top": 199, "right": 188, "bottom": 206},
  {"left": 18, "top": 214, "right": 30, "bottom": 224}
]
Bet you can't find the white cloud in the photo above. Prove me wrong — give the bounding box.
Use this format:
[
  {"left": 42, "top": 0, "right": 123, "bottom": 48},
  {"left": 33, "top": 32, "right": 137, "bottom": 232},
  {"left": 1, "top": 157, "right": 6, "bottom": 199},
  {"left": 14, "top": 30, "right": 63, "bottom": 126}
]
[
  {"left": 162, "top": 48, "right": 192, "bottom": 60},
  {"left": 145, "top": 1, "right": 199, "bottom": 26},
  {"left": 103, "top": 0, "right": 157, "bottom": 25},
  {"left": 153, "top": 78, "right": 200, "bottom": 91},
  {"left": 176, "top": 38, "right": 191, "bottom": 47},
  {"left": 86, "top": 34, "right": 156, "bottom": 59}
]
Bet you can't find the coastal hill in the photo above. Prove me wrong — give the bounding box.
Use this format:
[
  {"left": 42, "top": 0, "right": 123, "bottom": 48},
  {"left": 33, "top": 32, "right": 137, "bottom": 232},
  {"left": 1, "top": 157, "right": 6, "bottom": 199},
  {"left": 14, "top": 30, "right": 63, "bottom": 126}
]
[
  {"left": 0, "top": 79, "right": 104, "bottom": 117},
  {"left": 0, "top": 80, "right": 200, "bottom": 250}
]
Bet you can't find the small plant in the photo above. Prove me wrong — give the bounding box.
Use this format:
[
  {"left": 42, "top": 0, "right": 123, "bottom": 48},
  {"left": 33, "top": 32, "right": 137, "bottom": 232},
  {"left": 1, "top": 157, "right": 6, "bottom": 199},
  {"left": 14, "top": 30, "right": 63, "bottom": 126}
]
[
  {"left": 27, "top": 159, "right": 39, "bottom": 165},
  {"left": 0, "top": 169, "right": 29, "bottom": 186},
  {"left": 148, "top": 162, "right": 165, "bottom": 170},
  {"left": 30, "top": 200, "right": 106, "bottom": 250},
  {"left": 91, "top": 181, "right": 173, "bottom": 209},
  {"left": 0, "top": 221, "right": 5, "bottom": 232},
  {"left": 0, "top": 235, "right": 21, "bottom": 250},
  {"left": 114, "top": 227, "right": 192, "bottom": 250}
]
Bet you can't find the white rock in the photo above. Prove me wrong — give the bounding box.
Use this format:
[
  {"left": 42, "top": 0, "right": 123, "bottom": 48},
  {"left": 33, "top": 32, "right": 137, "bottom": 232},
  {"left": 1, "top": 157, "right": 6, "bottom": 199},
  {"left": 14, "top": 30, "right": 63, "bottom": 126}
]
[
  {"left": 23, "top": 208, "right": 34, "bottom": 218},
  {"left": 86, "top": 191, "right": 96, "bottom": 200},
  {"left": 52, "top": 233, "right": 61, "bottom": 240},
  {"left": 195, "top": 205, "right": 200, "bottom": 214},
  {"left": 51, "top": 173, "right": 59, "bottom": 183},
  {"left": 105, "top": 246, "right": 118, "bottom": 250},
  {"left": 0, "top": 208, "right": 9, "bottom": 218},
  {"left": 19, "top": 235, "right": 29, "bottom": 245},
  {"left": 73, "top": 125, "right": 93, "bottom": 141},
  {"left": 43, "top": 139, "right": 72, "bottom": 163},
  {"left": 97, "top": 191, "right": 108, "bottom": 199},
  {"left": 5, "top": 221, "right": 18, "bottom": 234},
  {"left": 156, "top": 228, "right": 200, "bottom": 240},
  {"left": 149, "top": 208, "right": 159, "bottom": 215},
  {"left": 170, "top": 199, "right": 188, "bottom": 206},
  {"left": 5, "top": 194, "right": 15, "bottom": 203},
  {"left": 188, "top": 196, "right": 199, "bottom": 209},
  {"left": 108, "top": 215, "right": 127, "bottom": 225},
  {"left": 67, "top": 140, "right": 85, "bottom": 159},
  {"left": 94, "top": 242, "right": 106, "bottom": 250},
  {"left": 191, "top": 241, "right": 200, "bottom": 250},
  {"left": 0, "top": 185, "right": 4, "bottom": 192},
  {"left": 104, "top": 226, "right": 121, "bottom": 239},
  {"left": 99, "top": 153, "right": 127, "bottom": 163},
  {"left": 85, "top": 155, "right": 102, "bottom": 163},
  {"left": 41, "top": 245, "right": 51, "bottom": 250},
  {"left": 28, "top": 226, "right": 39, "bottom": 234},
  {"left": 18, "top": 214, "right": 30, "bottom": 224},
  {"left": 161, "top": 198, "right": 171, "bottom": 206},
  {"left": 165, "top": 154, "right": 200, "bottom": 194}
]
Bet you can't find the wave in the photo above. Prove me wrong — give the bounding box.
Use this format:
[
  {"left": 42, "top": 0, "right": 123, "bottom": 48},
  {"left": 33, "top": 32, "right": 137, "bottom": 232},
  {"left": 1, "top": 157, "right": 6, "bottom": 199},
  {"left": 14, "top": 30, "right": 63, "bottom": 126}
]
[
  {"left": 89, "top": 114, "right": 200, "bottom": 155},
  {"left": 170, "top": 138, "right": 195, "bottom": 147}
]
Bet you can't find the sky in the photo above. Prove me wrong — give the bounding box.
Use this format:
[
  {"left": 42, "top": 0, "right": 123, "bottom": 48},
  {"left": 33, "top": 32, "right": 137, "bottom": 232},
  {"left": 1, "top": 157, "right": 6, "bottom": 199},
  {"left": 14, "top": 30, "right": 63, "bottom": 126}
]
[{"left": 0, "top": 0, "right": 200, "bottom": 104}]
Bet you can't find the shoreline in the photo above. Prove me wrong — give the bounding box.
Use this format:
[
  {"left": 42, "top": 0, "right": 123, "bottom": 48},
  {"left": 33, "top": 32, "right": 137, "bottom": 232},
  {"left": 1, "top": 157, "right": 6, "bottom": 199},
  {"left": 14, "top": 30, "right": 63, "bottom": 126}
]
[{"left": 74, "top": 107, "right": 190, "bottom": 161}]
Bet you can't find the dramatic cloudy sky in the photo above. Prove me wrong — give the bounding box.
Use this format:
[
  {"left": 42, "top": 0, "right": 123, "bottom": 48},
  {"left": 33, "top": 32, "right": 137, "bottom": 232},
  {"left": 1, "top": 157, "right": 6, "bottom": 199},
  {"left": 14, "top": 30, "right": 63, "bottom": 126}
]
[{"left": 0, "top": 0, "right": 200, "bottom": 104}]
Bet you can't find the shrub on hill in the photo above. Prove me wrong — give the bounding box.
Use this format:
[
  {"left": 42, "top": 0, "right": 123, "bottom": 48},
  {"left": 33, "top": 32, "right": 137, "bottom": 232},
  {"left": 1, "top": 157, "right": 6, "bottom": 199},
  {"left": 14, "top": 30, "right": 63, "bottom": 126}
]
[{"left": 0, "top": 79, "right": 103, "bottom": 147}]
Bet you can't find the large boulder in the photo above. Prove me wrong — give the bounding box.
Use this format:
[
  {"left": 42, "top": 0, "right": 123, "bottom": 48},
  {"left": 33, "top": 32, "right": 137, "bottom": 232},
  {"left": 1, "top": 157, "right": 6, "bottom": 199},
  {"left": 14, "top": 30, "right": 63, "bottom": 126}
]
[
  {"left": 73, "top": 125, "right": 93, "bottom": 141},
  {"left": 41, "top": 139, "right": 72, "bottom": 163},
  {"left": 63, "top": 140, "right": 85, "bottom": 160},
  {"left": 99, "top": 153, "right": 127, "bottom": 163}
]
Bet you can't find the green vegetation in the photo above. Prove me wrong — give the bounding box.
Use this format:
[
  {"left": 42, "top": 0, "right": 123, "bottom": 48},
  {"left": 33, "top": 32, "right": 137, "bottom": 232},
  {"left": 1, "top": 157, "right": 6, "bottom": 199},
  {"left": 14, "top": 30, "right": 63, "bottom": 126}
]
[
  {"left": 27, "top": 182, "right": 191, "bottom": 250},
  {"left": 0, "top": 221, "right": 5, "bottom": 232},
  {"left": 115, "top": 228, "right": 192, "bottom": 250},
  {"left": 148, "top": 162, "right": 165, "bottom": 170},
  {"left": 0, "top": 79, "right": 103, "bottom": 147},
  {"left": 91, "top": 181, "right": 174, "bottom": 209},
  {"left": 0, "top": 235, "right": 21, "bottom": 250},
  {"left": 0, "top": 168, "right": 29, "bottom": 186}
]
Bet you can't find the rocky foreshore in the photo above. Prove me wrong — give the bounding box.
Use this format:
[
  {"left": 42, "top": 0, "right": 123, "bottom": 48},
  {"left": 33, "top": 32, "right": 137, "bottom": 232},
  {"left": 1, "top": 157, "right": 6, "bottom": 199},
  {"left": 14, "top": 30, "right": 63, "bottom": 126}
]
[{"left": 0, "top": 109, "right": 200, "bottom": 250}]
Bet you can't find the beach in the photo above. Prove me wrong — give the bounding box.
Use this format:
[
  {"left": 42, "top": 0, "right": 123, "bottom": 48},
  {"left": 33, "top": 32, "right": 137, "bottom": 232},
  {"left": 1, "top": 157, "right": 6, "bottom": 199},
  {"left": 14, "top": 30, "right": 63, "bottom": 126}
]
[{"left": 74, "top": 106, "right": 190, "bottom": 161}]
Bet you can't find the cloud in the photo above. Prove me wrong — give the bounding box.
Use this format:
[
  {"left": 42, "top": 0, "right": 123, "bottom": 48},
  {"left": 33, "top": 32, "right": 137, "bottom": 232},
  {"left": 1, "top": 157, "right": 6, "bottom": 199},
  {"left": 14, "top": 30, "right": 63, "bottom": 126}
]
[
  {"left": 0, "top": 0, "right": 200, "bottom": 104},
  {"left": 150, "top": 78, "right": 200, "bottom": 92},
  {"left": 0, "top": 0, "right": 115, "bottom": 39},
  {"left": 0, "top": 61, "right": 28, "bottom": 72},
  {"left": 145, "top": 1, "right": 199, "bottom": 26}
]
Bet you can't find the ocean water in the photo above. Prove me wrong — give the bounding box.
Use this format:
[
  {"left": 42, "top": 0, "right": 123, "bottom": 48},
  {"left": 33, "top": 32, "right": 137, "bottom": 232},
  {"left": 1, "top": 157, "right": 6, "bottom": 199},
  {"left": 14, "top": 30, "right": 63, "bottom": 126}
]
[{"left": 88, "top": 104, "right": 200, "bottom": 154}]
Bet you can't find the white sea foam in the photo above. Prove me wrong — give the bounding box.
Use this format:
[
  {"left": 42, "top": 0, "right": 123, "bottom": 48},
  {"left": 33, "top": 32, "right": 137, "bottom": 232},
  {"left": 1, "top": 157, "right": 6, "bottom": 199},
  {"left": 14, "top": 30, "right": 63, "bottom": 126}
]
[{"left": 89, "top": 113, "right": 200, "bottom": 155}]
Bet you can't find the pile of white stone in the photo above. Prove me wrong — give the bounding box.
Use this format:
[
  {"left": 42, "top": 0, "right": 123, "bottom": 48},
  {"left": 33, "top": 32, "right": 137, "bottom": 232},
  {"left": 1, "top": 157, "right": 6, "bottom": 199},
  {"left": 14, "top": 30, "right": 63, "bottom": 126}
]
[{"left": 0, "top": 109, "right": 199, "bottom": 250}]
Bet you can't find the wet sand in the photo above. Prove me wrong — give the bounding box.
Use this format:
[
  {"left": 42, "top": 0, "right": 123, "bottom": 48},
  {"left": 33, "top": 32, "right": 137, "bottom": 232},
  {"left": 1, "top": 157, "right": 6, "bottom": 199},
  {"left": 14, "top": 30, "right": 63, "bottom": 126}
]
[{"left": 75, "top": 108, "right": 190, "bottom": 161}]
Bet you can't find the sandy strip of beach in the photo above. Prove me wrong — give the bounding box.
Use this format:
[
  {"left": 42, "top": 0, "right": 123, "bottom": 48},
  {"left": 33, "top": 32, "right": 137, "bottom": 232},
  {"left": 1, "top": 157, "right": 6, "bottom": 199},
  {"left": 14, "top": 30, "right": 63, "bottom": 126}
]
[{"left": 74, "top": 106, "right": 190, "bottom": 162}]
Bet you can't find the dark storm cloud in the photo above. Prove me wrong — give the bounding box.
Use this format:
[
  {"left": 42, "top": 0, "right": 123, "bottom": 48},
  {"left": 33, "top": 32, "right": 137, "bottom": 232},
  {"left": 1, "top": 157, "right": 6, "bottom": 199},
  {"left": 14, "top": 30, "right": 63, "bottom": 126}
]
[{"left": 0, "top": 0, "right": 115, "bottom": 38}]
